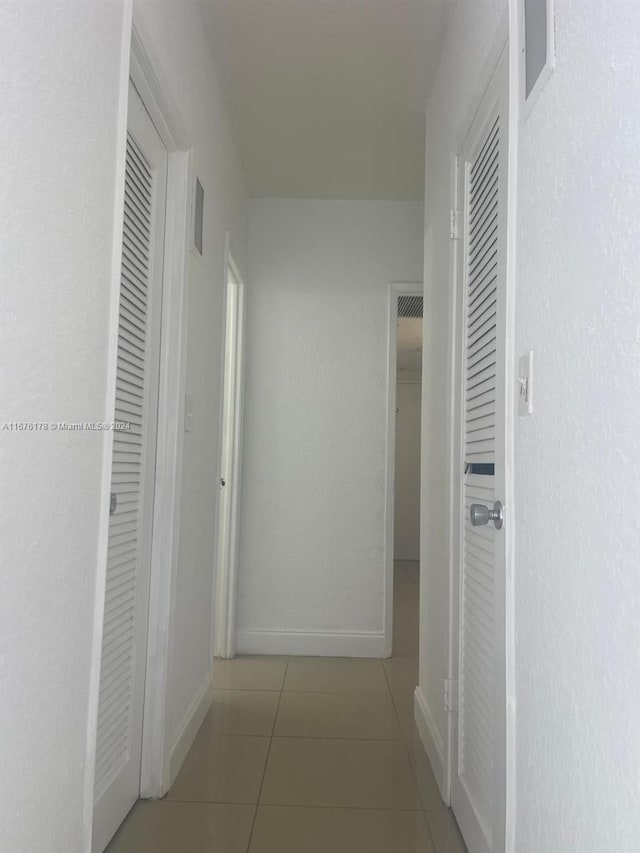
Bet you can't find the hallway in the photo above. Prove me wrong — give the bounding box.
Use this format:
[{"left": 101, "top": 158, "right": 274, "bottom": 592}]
[{"left": 107, "top": 562, "right": 466, "bottom": 852}]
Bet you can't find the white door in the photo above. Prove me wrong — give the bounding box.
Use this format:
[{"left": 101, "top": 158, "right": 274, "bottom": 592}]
[
  {"left": 93, "top": 81, "right": 167, "bottom": 853},
  {"left": 451, "top": 47, "right": 509, "bottom": 853}
]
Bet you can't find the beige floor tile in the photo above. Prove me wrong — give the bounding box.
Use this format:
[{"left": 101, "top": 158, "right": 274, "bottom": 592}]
[
  {"left": 284, "top": 656, "right": 389, "bottom": 693},
  {"left": 274, "top": 690, "right": 401, "bottom": 740},
  {"left": 106, "top": 801, "right": 255, "bottom": 853},
  {"left": 200, "top": 690, "right": 280, "bottom": 736},
  {"left": 393, "top": 600, "right": 420, "bottom": 630},
  {"left": 249, "top": 805, "right": 434, "bottom": 853},
  {"left": 393, "top": 618, "right": 419, "bottom": 644},
  {"left": 403, "top": 565, "right": 420, "bottom": 585},
  {"left": 394, "top": 559, "right": 419, "bottom": 573},
  {"left": 384, "top": 656, "right": 419, "bottom": 696},
  {"left": 425, "top": 809, "right": 468, "bottom": 853},
  {"left": 392, "top": 690, "right": 417, "bottom": 740},
  {"left": 393, "top": 630, "right": 419, "bottom": 657},
  {"left": 166, "top": 733, "right": 270, "bottom": 804},
  {"left": 260, "top": 737, "right": 421, "bottom": 809},
  {"left": 212, "top": 655, "right": 288, "bottom": 691},
  {"left": 393, "top": 583, "right": 419, "bottom": 608}
]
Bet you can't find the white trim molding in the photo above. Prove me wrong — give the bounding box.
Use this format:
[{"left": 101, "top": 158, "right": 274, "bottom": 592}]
[
  {"left": 168, "top": 670, "right": 215, "bottom": 787},
  {"left": 212, "top": 240, "right": 246, "bottom": 660},
  {"left": 520, "top": 0, "right": 556, "bottom": 121},
  {"left": 414, "top": 685, "right": 447, "bottom": 802},
  {"left": 237, "top": 629, "right": 386, "bottom": 659}
]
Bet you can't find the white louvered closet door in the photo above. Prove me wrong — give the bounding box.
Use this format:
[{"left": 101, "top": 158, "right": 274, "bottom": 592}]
[
  {"left": 93, "top": 82, "right": 167, "bottom": 853},
  {"left": 451, "top": 47, "right": 509, "bottom": 853}
]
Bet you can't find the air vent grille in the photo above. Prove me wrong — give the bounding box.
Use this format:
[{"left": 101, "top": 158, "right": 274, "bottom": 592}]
[{"left": 397, "top": 295, "right": 423, "bottom": 318}]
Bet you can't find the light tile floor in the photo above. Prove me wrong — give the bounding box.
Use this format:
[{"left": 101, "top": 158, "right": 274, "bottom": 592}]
[{"left": 107, "top": 561, "right": 467, "bottom": 853}]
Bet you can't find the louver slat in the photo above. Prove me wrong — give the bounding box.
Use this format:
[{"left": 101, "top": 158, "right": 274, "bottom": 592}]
[{"left": 94, "top": 133, "right": 152, "bottom": 800}]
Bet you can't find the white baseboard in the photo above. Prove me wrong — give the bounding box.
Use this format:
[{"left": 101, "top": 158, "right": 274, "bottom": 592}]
[
  {"left": 236, "top": 629, "right": 386, "bottom": 658},
  {"left": 168, "top": 669, "right": 214, "bottom": 787},
  {"left": 414, "top": 685, "right": 448, "bottom": 803}
]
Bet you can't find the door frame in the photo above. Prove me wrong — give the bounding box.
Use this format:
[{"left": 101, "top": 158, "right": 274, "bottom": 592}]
[
  {"left": 130, "top": 18, "right": 193, "bottom": 800},
  {"left": 212, "top": 238, "right": 246, "bottom": 659},
  {"left": 445, "top": 21, "right": 517, "bottom": 853},
  {"left": 88, "top": 14, "right": 193, "bottom": 818},
  {"left": 383, "top": 281, "right": 424, "bottom": 658}
]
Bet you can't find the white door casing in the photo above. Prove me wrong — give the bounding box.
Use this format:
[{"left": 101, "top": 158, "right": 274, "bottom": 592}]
[
  {"left": 384, "top": 281, "right": 423, "bottom": 657},
  {"left": 450, "top": 46, "right": 510, "bottom": 853},
  {"left": 213, "top": 245, "right": 246, "bottom": 659},
  {"left": 92, "top": 81, "right": 168, "bottom": 853}
]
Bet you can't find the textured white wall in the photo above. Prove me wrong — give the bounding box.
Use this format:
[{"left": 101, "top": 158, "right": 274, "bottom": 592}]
[
  {"left": 0, "top": 2, "right": 247, "bottom": 848},
  {"left": 394, "top": 381, "right": 422, "bottom": 561},
  {"left": 238, "top": 199, "right": 423, "bottom": 655},
  {"left": 0, "top": 2, "right": 130, "bottom": 851},
  {"left": 513, "top": 1, "right": 640, "bottom": 849},
  {"left": 132, "top": 0, "right": 249, "bottom": 742},
  {"left": 422, "top": 0, "right": 640, "bottom": 849}
]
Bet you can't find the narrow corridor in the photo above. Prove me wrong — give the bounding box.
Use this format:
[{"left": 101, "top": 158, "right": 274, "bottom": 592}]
[{"left": 107, "top": 563, "right": 466, "bottom": 852}]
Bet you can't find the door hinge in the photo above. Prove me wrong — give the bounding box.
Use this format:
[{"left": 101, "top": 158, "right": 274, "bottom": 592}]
[
  {"left": 444, "top": 677, "right": 454, "bottom": 712},
  {"left": 449, "top": 209, "right": 460, "bottom": 240}
]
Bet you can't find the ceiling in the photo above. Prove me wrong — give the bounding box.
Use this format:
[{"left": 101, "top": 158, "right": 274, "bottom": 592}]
[
  {"left": 203, "top": 0, "right": 449, "bottom": 200},
  {"left": 397, "top": 317, "right": 423, "bottom": 375}
]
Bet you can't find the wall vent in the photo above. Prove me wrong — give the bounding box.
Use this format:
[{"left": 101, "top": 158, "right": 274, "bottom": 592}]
[{"left": 397, "top": 295, "right": 423, "bottom": 318}]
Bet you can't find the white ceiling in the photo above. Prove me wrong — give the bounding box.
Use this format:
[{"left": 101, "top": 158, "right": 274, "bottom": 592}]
[
  {"left": 397, "top": 317, "right": 423, "bottom": 375},
  {"left": 203, "top": 0, "right": 449, "bottom": 200}
]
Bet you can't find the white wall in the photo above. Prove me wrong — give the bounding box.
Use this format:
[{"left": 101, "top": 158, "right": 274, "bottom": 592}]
[
  {"left": 0, "top": 3, "right": 130, "bottom": 850},
  {"left": 394, "top": 381, "right": 422, "bottom": 561},
  {"left": 513, "top": 1, "right": 640, "bottom": 849},
  {"left": 421, "top": 0, "right": 640, "bottom": 850},
  {"left": 238, "top": 199, "right": 423, "bottom": 657},
  {"left": 0, "top": 1, "right": 247, "bottom": 849},
  {"left": 132, "top": 0, "right": 249, "bottom": 752}
]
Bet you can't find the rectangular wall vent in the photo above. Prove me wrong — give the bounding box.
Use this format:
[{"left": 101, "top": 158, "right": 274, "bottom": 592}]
[{"left": 397, "top": 295, "right": 423, "bottom": 318}]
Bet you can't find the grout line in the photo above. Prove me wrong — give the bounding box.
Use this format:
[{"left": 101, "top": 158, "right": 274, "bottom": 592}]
[
  {"left": 245, "top": 655, "right": 290, "bottom": 852},
  {"left": 188, "top": 732, "right": 405, "bottom": 741},
  {"left": 213, "top": 683, "right": 389, "bottom": 690},
  {"left": 160, "top": 797, "right": 431, "bottom": 812},
  {"left": 190, "top": 728, "right": 405, "bottom": 742},
  {"left": 278, "top": 685, "right": 388, "bottom": 691},
  {"left": 211, "top": 686, "right": 285, "bottom": 692},
  {"left": 269, "top": 734, "right": 402, "bottom": 741}
]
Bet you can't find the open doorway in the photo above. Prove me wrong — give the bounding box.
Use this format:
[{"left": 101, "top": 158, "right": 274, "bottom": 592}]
[
  {"left": 385, "top": 284, "right": 423, "bottom": 658},
  {"left": 393, "top": 294, "right": 423, "bottom": 657},
  {"left": 213, "top": 240, "right": 246, "bottom": 660}
]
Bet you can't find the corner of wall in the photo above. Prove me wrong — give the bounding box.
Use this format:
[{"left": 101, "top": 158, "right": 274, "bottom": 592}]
[
  {"left": 167, "top": 669, "right": 215, "bottom": 790},
  {"left": 414, "top": 685, "right": 448, "bottom": 802}
]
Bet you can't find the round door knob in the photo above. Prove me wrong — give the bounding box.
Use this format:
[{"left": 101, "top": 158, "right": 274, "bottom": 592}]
[
  {"left": 470, "top": 500, "right": 503, "bottom": 530},
  {"left": 470, "top": 503, "right": 490, "bottom": 526}
]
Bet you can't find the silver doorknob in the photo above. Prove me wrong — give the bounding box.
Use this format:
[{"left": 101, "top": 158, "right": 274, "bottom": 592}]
[{"left": 470, "top": 501, "right": 503, "bottom": 530}]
